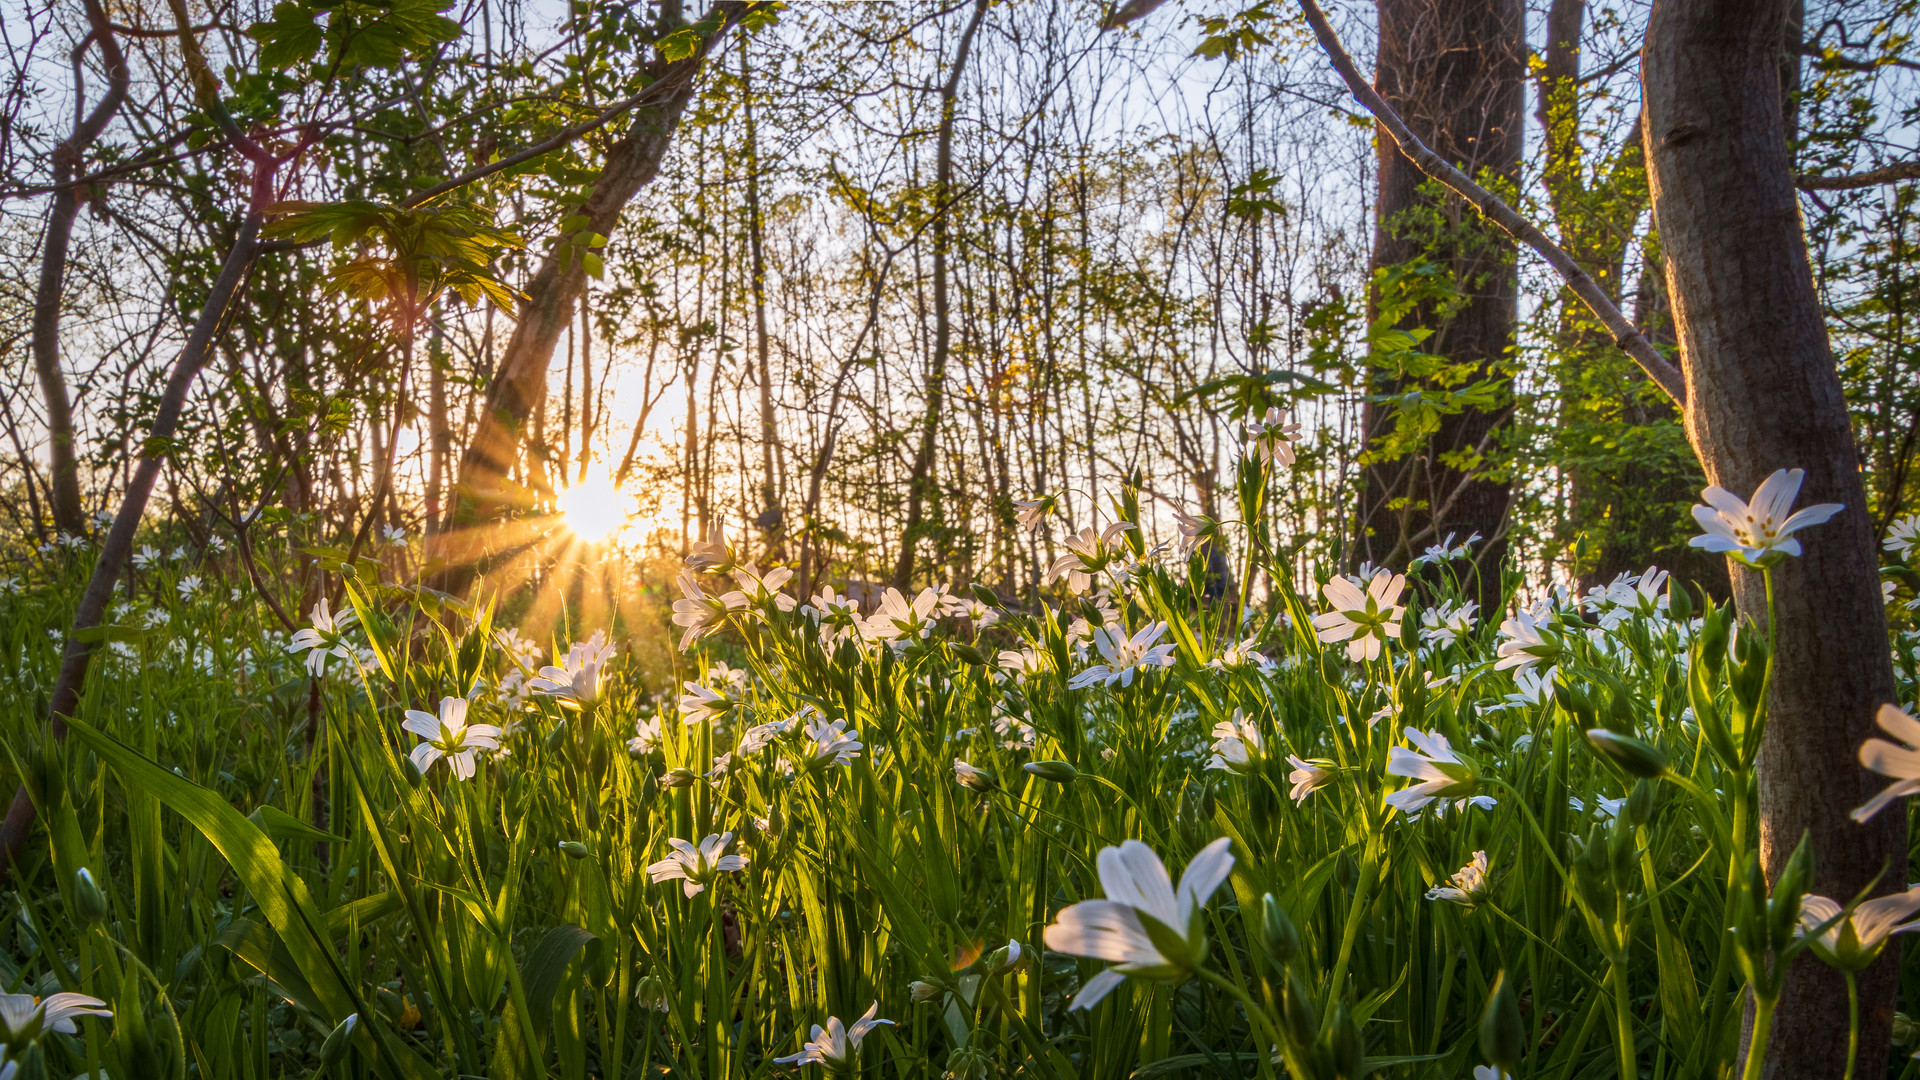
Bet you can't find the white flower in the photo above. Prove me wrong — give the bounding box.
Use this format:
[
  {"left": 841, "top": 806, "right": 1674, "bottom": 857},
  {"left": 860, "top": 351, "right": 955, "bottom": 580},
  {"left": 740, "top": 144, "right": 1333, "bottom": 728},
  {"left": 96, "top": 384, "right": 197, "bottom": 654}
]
[
  {"left": 1285, "top": 755, "right": 1335, "bottom": 803},
  {"left": 628, "top": 716, "right": 663, "bottom": 755},
  {"left": 0, "top": 991, "right": 112, "bottom": 1045},
  {"left": 401, "top": 696, "right": 501, "bottom": 781},
  {"left": 1426, "top": 851, "right": 1489, "bottom": 905},
  {"left": 1886, "top": 514, "right": 1920, "bottom": 556},
  {"left": 530, "top": 638, "right": 615, "bottom": 703},
  {"left": 1420, "top": 600, "right": 1478, "bottom": 648},
  {"left": 1384, "top": 728, "right": 1480, "bottom": 816},
  {"left": 646, "top": 833, "right": 749, "bottom": 898},
  {"left": 1312, "top": 569, "right": 1406, "bottom": 662},
  {"left": 1068, "top": 621, "right": 1175, "bottom": 689},
  {"left": 685, "top": 519, "right": 736, "bottom": 573},
  {"left": 677, "top": 682, "right": 735, "bottom": 727},
  {"left": 132, "top": 545, "right": 162, "bottom": 569},
  {"left": 734, "top": 565, "right": 798, "bottom": 612},
  {"left": 956, "top": 598, "right": 998, "bottom": 628},
  {"left": 287, "top": 597, "right": 356, "bottom": 677},
  {"left": 1493, "top": 610, "right": 1557, "bottom": 672},
  {"left": 738, "top": 714, "right": 796, "bottom": 755},
  {"left": 1207, "top": 636, "right": 1271, "bottom": 671},
  {"left": 772, "top": 1002, "right": 893, "bottom": 1068},
  {"left": 1505, "top": 666, "right": 1557, "bottom": 708},
  {"left": 1474, "top": 1068, "right": 1513, "bottom": 1080},
  {"left": 859, "top": 586, "right": 941, "bottom": 644},
  {"left": 495, "top": 628, "right": 543, "bottom": 669},
  {"left": 1569, "top": 796, "right": 1625, "bottom": 821},
  {"left": 1689, "top": 468, "right": 1843, "bottom": 567},
  {"left": 806, "top": 586, "right": 863, "bottom": 647},
  {"left": 1796, "top": 888, "right": 1920, "bottom": 970},
  {"left": 1041, "top": 837, "right": 1234, "bottom": 1011},
  {"left": 1243, "top": 406, "right": 1300, "bottom": 465},
  {"left": 798, "top": 715, "right": 863, "bottom": 768},
  {"left": 1015, "top": 495, "right": 1059, "bottom": 533},
  {"left": 1171, "top": 507, "right": 1215, "bottom": 559},
  {"left": 671, "top": 570, "right": 748, "bottom": 650},
  {"left": 1852, "top": 704, "right": 1920, "bottom": 822},
  {"left": 1045, "top": 522, "right": 1138, "bottom": 594},
  {"left": 176, "top": 574, "right": 202, "bottom": 599},
  {"left": 1413, "top": 531, "right": 1481, "bottom": 565},
  {"left": 382, "top": 526, "right": 407, "bottom": 546},
  {"left": 1205, "top": 710, "right": 1264, "bottom": 774}
]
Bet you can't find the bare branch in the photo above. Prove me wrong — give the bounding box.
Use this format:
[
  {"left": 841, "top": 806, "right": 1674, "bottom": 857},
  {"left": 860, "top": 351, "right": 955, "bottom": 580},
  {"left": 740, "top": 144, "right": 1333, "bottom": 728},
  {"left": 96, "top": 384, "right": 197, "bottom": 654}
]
[{"left": 1797, "top": 160, "right": 1920, "bottom": 190}]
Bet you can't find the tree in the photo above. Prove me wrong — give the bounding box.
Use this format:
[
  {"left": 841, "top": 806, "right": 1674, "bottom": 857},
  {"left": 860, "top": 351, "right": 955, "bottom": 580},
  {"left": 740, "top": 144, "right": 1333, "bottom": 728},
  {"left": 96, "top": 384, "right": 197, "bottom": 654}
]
[
  {"left": 1643, "top": 1, "right": 1904, "bottom": 1073},
  {"left": 1354, "top": 0, "right": 1523, "bottom": 612},
  {"left": 30, "top": 0, "right": 126, "bottom": 536},
  {"left": 431, "top": 0, "right": 766, "bottom": 593}
]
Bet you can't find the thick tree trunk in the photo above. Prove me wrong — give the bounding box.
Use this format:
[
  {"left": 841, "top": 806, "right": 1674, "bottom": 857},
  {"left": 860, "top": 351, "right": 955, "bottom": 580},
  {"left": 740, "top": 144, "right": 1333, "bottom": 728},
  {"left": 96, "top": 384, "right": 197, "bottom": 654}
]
[
  {"left": 1355, "top": 0, "right": 1523, "bottom": 613},
  {"left": 31, "top": 0, "right": 127, "bottom": 536},
  {"left": 1644, "top": 2, "right": 1904, "bottom": 1075},
  {"left": 430, "top": 2, "right": 740, "bottom": 593}
]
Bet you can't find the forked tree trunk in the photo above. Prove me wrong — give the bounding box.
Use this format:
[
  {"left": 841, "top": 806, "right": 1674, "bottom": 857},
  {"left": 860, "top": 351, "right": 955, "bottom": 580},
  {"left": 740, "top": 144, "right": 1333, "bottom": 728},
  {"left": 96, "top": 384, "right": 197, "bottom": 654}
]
[
  {"left": 32, "top": 0, "right": 127, "bottom": 536},
  {"left": 1355, "top": 0, "right": 1523, "bottom": 613},
  {"left": 1644, "top": 2, "right": 1904, "bottom": 1074}
]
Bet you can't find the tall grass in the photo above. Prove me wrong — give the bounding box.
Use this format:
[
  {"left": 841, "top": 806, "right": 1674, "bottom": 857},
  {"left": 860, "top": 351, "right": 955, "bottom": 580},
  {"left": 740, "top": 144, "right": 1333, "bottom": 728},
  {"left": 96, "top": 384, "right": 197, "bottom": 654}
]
[{"left": 1, "top": 458, "right": 1915, "bottom": 1079}]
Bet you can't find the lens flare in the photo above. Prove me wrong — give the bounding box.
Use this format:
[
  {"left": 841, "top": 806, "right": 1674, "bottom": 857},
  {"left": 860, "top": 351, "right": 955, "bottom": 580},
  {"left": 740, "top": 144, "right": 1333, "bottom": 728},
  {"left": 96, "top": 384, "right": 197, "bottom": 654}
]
[{"left": 558, "top": 467, "right": 627, "bottom": 544}]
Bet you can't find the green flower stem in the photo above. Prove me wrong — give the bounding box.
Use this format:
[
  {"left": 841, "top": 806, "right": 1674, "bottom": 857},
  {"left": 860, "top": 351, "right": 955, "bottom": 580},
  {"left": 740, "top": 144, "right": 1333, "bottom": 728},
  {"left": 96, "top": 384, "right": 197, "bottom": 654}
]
[
  {"left": 1610, "top": 954, "right": 1637, "bottom": 1080},
  {"left": 1740, "top": 991, "right": 1777, "bottom": 1080},
  {"left": 1844, "top": 970, "right": 1859, "bottom": 1080},
  {"left": 1323, "top": 831, "right": 1381, "bottom": 1012}
]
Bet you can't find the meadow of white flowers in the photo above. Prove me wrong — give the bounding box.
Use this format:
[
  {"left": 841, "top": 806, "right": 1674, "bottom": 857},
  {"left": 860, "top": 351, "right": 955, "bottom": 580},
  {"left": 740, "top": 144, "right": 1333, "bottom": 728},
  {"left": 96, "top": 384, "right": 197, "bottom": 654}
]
[{"left": 3, "top": 452, "right": 1919, "bottom": 1080}]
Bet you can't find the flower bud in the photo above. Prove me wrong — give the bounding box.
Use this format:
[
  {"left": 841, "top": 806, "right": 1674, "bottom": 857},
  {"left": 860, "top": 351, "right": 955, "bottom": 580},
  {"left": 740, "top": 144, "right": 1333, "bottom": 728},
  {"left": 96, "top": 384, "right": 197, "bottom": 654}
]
[
  {"left": 1479, "top": 971, "right": 1524, "bottom": 1067},
  {"left": 546, "top": 720, "right": 571, "bottom": 754},
  {"left": 953, "top": 759, "right": 998, "bottom": 793},
  {"left": 400, "top": 754, "right": 424, "bottom": 788},
  {"left": 1585, "top": 729, "right": 1667, "bottom": 778},
  {"left": 1281, "top": 970, "right": 1318, "bottom": 1049},
  {"left": 969, "top": 583, "right": 1003, "bottom": 609},
  {"left": 1261, "top": 894, "right": 1300, "bottom": 968},
  {"left": 986, "top": 939, "right": 1024, "bottom": 976},
  {"left": 317, "top": 1013, "right": 358, "bottom": 1071},
  {"left": 661, "top": 767, "right": 698, "bottom": 789},
  {"left": 1890, "top": 1011, "right": 1918, "bottom": 1047},
  {"left": 73, "top": 867, "right": 109, "bottom": 924},
  {"left": 1667, "top": 580, "right": 1694, "bottom": 623},
  {"left": 557, "top": 840, "right": 591, "bottom": 861},
  {"left": 948, "top": 642, "right": 988, "bottom": 666},
  {"left": 1321, "top": 1001, "right": 1362, "bottom": 1080},
  {"left": 1625, "top": 779, "right": 1658, "bottom": 828},
  {"left": 1022, "top": 760, "right": 1077, "bottom": 784},
  {"left": 909, "top": 980, "right": 944, "bottom": 1003}
]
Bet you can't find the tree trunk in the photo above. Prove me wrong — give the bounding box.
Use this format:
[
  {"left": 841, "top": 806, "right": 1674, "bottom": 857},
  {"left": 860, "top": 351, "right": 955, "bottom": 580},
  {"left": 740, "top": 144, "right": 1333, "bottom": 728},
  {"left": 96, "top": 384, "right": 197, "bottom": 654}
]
[
  {"left": 431, "top": 0, "right": 743, "bottom": 593},
  {"left": 1355, "top": 0, "right": 1523, "bottom": 613},
  {"left": 891, "top": 0, "right": 989, "bottom": 589},
  {"left": 31, "top": 0, "right": 127, "bottom": 536},
  {"left": 1644, "top": 2, "right": 1904, "bottom": 1075}
]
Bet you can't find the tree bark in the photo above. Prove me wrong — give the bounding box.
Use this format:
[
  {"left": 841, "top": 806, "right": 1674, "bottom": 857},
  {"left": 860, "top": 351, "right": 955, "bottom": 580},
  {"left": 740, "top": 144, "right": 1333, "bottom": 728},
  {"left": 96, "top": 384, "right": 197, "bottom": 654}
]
[
  {"left": 430, "top": 1, "right": 747, "bottom": 593},
  {"left": 1644, "top": 2, "right": 1904, "bottom": 1075},
  {"left": 891, "top": 0, "right": 989, "bottom": 589},
  {"left": 1354, "top": 0, "right": 1523, "bottom": 613},
  {"left": 32, "top": 0, "right": 128, "bottom": 536}
]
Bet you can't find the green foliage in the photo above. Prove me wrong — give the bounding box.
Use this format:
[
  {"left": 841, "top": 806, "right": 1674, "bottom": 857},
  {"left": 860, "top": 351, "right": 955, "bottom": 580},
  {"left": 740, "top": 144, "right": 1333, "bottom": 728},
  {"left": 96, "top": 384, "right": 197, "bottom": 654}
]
[{"left": 247, "top": 0, "right": 461, "bottom": 72}]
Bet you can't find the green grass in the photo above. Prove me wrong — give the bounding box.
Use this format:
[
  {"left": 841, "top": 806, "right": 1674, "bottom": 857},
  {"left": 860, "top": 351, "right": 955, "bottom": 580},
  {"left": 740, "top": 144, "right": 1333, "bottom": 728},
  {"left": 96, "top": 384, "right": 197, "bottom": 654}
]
[{"left": 0, "top": 467, "right": 1914, "bottom": 1079}]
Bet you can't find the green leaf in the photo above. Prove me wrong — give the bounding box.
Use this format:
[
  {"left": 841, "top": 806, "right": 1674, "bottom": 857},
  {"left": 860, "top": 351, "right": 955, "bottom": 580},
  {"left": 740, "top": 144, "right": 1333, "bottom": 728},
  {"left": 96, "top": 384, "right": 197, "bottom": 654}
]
[
  {"left": 65, "top": 719, "right": 438, "bottom": 1080},
  {"left": 248, "top": 804, "right": 347, "bottom": 845}
]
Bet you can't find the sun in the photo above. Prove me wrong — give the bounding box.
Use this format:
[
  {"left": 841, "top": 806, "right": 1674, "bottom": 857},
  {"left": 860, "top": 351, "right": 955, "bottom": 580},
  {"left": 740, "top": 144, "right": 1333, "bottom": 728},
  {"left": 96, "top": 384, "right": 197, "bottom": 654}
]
[{"left": 557, "top": 467, "right": 629, "bottom": 544}]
